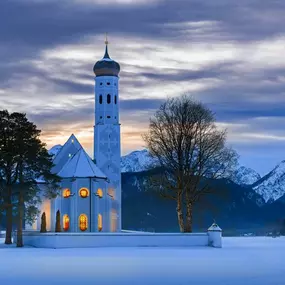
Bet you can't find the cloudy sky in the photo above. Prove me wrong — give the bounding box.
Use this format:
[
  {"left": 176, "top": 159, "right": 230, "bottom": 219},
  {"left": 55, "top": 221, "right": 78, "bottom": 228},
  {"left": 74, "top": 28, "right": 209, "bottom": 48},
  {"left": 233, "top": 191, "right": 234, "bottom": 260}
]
[{"left": 1, "top": 0, "right": 285, "bottom": 175}]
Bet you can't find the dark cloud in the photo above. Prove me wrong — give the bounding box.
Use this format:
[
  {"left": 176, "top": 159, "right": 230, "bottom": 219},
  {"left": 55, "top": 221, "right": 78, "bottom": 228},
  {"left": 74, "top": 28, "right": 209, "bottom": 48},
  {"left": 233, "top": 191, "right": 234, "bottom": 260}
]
[{"left": 1, "top": 0, "right": 285, "bottom": 174}]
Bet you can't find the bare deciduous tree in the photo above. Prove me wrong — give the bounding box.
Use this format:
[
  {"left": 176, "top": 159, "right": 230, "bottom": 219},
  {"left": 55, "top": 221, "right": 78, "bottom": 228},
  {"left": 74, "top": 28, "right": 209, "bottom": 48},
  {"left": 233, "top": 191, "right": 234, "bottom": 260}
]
[{"left": 143, "top": 95, "right": 238, "bottom": 232}]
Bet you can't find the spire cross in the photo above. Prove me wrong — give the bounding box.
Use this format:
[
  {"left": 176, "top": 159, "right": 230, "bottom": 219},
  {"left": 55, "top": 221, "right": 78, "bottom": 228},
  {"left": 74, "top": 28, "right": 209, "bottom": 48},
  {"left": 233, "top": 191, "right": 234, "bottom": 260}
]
[{"left": 105, "top": 33, "right": 109, "bottom": 45}]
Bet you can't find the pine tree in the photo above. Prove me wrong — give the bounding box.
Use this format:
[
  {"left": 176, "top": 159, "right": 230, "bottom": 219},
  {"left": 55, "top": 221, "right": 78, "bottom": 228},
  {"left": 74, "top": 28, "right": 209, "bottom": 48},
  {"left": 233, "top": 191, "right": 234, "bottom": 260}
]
[
  {"left": 55, "top": 210, "right": 61, "bottom": 232},
  {"left": 40, "top": 212, "right": 47, "bottom": 233},
  {"left": 0, "top": 110, "right": 61, "bottom": 245}
]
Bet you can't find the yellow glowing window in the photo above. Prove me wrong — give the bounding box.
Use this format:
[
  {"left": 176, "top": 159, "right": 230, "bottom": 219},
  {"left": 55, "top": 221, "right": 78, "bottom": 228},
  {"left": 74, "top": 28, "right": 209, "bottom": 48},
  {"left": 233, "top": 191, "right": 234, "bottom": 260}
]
[
  {"left": 79, "top": 214, "right": 88, "bottom": 231},
  {"left": 96, "top": 188, "right": 103, "bottom": 198},
  {"left": 108, "top": 188, "right": 115, "bottom": 200},
  {"left": 63, "top": 215, "right": 70, "bottom": 231},
  {"left": 79, "top": 188, "right": 89, "bottom": 198},
  {"left": 98, "top": 214, "right": 102, "bottom": 232},
  {"left": 63, "top": 189, "right": 71, "bottom": 198},
  {"left": 111, "top": 209, "right": 117, "bottom": 232}
]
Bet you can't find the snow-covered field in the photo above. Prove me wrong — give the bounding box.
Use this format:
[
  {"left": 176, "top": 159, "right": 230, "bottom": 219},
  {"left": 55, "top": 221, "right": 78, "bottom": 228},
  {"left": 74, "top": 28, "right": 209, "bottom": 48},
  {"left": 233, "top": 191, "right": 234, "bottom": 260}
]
[{"left": 0, "top": 237, "right": 284, "bottom": 285}]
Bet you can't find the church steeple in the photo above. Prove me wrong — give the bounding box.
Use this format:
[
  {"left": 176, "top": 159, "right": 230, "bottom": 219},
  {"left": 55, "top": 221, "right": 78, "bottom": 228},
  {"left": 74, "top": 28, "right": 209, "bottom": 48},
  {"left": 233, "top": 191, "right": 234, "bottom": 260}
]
[
  {"left": 93, "top": 33, "right": 121, "bottom": 232},
  {"left": 93, "top": 34, "right": 120, "bottom": 77},
  {"left": 103, "top": 33, "right": 110, "bottom": 59}
]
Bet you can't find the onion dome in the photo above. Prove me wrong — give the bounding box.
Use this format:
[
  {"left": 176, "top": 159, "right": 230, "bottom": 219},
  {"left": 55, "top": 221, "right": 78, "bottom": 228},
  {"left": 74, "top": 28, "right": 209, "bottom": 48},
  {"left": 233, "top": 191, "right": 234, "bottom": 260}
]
[{"left": 93, "top": 40, "right": 120, "bottom": 77}]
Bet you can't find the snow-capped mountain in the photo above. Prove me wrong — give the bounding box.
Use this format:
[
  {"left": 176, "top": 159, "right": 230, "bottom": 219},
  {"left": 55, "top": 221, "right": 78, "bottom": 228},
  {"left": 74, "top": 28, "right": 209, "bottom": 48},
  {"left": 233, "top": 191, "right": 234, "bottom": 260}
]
[
  {"left": 48, "top": 144, "right": 62, "bottom": 158},
  {"left": 232, "top": 166, "right": 261, "bottom": 186},
  {"left": 49, "top": 143, "right": 285, "bottom": 204},
  {"left": 121, "top": 149, "right": 157, "bottom": 173},
  {"left": 252, "top": 160, "right": 285, "bottom": 203}
]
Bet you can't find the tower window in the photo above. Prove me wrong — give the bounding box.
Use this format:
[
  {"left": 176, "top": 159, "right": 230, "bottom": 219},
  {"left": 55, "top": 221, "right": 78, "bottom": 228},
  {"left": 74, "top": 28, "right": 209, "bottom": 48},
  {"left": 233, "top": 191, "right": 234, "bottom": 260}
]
[
  {"left": 79, "top": 188, "right": 89, "bottom": 198},
  {"left": 107, "top": 82, "right": 110, "bottom": 85},
  {"left": 100, "top": 82, "right": 103, "bottom": 85},
  {"left": 107, "top": 116, "right": 111, "bottom": 118},
  {"left": 107, "top": 94, "right": 111, "bottom": 104},
  {"left": 99, "top": 95, "right": 102, "bottom": 104},
  {"left": 79, "top": 214, "right": 88, "bottom": 231},
  {"left": 114, "top": 95, "right": 117, "bottom": 104},
  {"left": 63, "top": 215, "right": 70, "bottom": 231},
  {"left": 100, "top": 116, "right": 102, "bottom": 119}
]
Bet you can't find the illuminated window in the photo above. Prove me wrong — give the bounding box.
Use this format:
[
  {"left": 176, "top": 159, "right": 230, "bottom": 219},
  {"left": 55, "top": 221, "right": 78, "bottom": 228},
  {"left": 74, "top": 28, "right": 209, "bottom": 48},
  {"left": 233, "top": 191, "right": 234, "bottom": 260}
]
[
  {"left": 107, "top": 94, "right": 111, "bottom": 104},
  {"left": 79, "top": 188, "right": 89, "bottom": 198},
  {"left": 108, "top": 188, "right": 115, "bottom": 200},
  {"left": 111, "top": 209, "right": 117, "bottom": 232},
  {"left": 63, "top": 215, "right": 70, "bottom": 231},
  {"left": 98, "top": 214, "right": 102, "bottom": 232},
  {"left": 96, "top": 188, "right": 103, "bottom": 198},
  {"left": 63, "top": 189, "right": 71, "bottom": 198},
  {"left": 79, "top": 214, "right": 88, "bottom": 231}
]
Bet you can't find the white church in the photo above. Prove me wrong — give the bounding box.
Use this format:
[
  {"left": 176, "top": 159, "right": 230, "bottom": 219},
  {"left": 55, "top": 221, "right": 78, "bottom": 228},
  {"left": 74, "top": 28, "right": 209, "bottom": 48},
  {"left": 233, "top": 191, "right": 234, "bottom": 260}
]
[{"left": 29, "top": 40, "right": 122, "bottom": 233}]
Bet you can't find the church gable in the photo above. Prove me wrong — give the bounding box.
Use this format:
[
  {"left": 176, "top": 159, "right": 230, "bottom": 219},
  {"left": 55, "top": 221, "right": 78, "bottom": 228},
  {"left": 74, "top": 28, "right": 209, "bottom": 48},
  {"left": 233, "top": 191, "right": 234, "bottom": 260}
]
[
  {"left": 58, "top": 148, "right": 107, "bottom": 179},
  {"left": 52, "top": 134, "right": 82, "bottom": 174}
]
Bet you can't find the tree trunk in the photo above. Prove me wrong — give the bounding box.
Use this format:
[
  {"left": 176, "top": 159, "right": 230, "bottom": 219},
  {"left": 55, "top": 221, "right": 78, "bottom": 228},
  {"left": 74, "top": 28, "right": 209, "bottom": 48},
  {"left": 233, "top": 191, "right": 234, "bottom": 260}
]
[
  {"left": 5, "top": 197, "right": 13, "bottom": 244},
  {"left": 16, "top": 191, "right": 24, "bottom": 247},
  {"left": 176, "top": 191, "right": 184, "bottom": 232},
  {"left": 184, "top": 202, "right": 193, "bottom": 232}
]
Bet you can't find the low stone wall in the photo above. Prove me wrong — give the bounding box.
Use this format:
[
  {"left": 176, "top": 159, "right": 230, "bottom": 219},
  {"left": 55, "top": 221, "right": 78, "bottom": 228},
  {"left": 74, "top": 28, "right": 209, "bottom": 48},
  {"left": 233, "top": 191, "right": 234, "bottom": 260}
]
[{"left": 13, "top": 226, "right": 222, "bottom": 248}]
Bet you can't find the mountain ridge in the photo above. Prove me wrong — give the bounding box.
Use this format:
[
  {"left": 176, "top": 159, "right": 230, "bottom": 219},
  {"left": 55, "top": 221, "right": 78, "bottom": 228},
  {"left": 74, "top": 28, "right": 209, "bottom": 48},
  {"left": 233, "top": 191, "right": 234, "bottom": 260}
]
[{"left": 49, "top": 145, "right": 285, "bottom": 203}]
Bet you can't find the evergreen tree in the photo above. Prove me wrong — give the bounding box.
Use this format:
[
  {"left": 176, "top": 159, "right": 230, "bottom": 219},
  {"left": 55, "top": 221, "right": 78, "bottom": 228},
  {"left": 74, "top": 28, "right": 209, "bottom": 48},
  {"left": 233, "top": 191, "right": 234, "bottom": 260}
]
[
  {"left": 0, "top": 110, "right": 61, "bottom": 246},
  {"left": 40, "top": 212, "right": 47, "bottom": 233},
  {"left": 55, "top": 210, "right": 61, "bottom": 232}
]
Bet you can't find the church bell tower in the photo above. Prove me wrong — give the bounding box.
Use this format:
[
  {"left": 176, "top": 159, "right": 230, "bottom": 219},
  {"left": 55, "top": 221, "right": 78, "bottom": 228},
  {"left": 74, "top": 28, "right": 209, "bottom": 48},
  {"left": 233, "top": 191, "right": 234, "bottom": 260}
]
[{"left": 93, "top": 36, "right": 121, "bottom": 231}]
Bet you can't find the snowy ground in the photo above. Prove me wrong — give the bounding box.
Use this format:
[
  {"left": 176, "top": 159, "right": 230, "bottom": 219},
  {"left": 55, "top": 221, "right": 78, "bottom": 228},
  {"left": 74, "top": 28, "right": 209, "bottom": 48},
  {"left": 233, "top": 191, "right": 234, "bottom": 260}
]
[{"left": 0, "top": 237, "right": 284, "bottom": 285}]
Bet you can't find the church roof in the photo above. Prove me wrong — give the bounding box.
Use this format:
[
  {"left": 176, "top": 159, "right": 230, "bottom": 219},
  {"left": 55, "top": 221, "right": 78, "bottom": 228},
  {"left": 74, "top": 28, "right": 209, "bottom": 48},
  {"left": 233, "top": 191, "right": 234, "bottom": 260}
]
[
  {"left": 93, "top": 44, "right": 120, "bottom": 77},
  {"left": 57, "top": 147, "right": 107, "bottom": 180},
  {"left": 51, "top": 134, "right": 82, "bottom": 174}
]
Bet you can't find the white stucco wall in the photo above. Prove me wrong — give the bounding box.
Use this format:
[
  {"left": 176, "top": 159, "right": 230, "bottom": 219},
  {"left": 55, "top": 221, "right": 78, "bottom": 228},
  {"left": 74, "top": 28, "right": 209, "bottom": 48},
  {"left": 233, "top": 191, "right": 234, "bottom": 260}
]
[{"left": 17, "top": 232, "right": 212, "bottom": 248}]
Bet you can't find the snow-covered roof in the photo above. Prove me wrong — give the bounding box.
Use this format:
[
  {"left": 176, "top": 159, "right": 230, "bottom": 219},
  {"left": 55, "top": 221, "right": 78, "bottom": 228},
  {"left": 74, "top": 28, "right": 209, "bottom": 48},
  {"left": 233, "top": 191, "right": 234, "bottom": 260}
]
[
  {"left": 58, "top": 147, "right": 107, "bottom": 179},
  {"left": 51, "top": 134, "right": 82, "bottom": 174}
]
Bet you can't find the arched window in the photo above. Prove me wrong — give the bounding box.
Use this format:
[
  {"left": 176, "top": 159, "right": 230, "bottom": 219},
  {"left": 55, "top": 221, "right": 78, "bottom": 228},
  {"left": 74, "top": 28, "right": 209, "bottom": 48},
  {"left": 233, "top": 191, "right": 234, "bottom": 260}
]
[
  {"left": 79, "top": 188, "right": 89, "bottom": 198},
  {"left": 108, "top": 188, "right": 115, "bottom": 200},
  {"left": 98, "top": 214, "right": 102, "bottom": 232},
  {"left": 99, "top": 95, "right": 102, "bottom": 104},
  {"left": 107, "top": 94, "right": 111, "bottom": 104},
  {"left": 96, "top": 188, "right": 103, "bottom": 198},
  {"left": 63, "top": 189, "right": 71, "bottom": 198},
  {"left": 63, "top": 215, "right": 70, "bottom": 231},
  {"left": 114, "top": 95, "right": 117, "bottom": 104},
  {"left": 111, "top": 209, "right": 117, "bottom": 232},
  {"left": 79, "top": 214, "right": 88, "bottom": 231}
]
